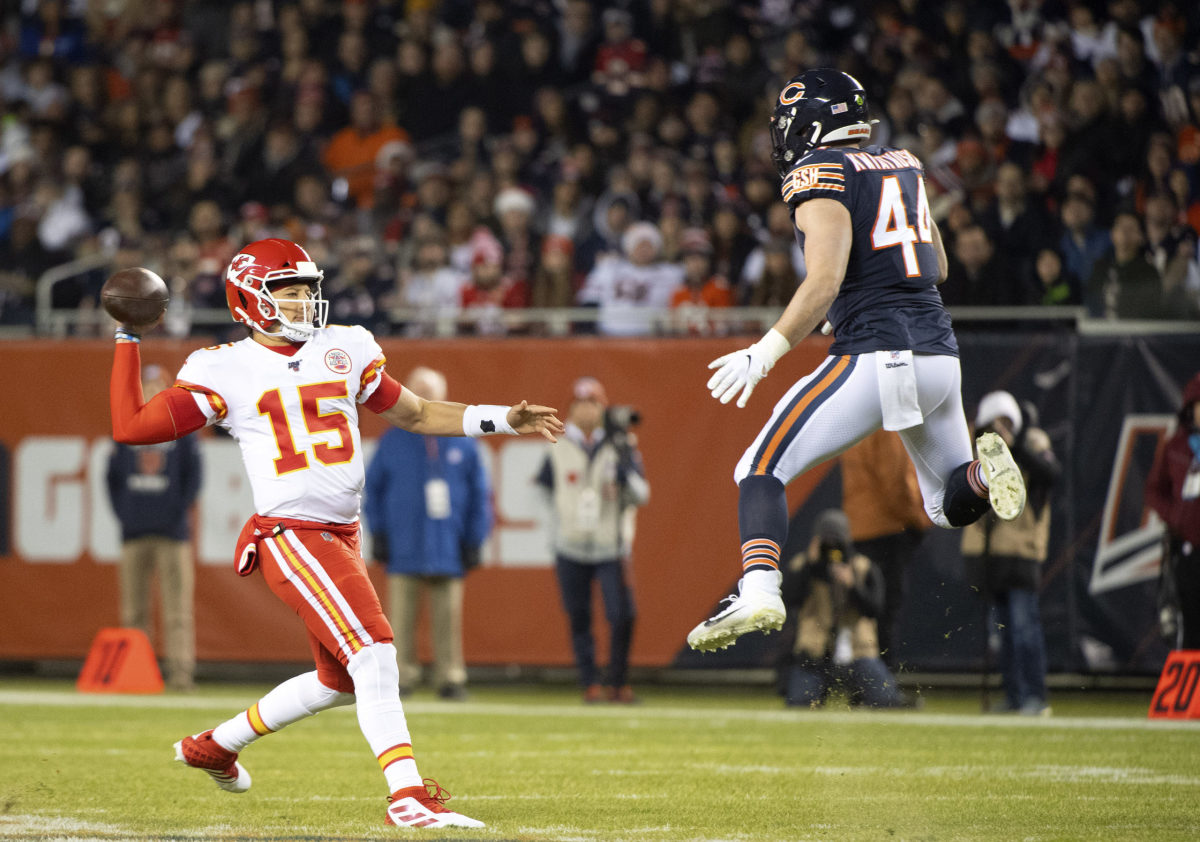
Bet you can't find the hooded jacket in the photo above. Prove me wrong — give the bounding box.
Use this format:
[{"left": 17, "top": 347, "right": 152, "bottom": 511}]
[{"left": 1146, "top": 373, "right": 1200, "bottom": 547}]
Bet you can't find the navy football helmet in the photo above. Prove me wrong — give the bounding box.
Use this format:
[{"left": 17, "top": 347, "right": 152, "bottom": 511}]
[{"left": 769, "top": 69, "right": 874, "bottom": 176}]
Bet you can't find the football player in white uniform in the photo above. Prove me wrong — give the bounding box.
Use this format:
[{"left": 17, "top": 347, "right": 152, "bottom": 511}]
[{"left": 109, "top": 238, "right": 562, "bottom": 829}]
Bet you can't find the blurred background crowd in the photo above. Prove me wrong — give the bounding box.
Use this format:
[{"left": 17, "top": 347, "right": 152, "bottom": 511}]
[{"left": 2, "top": 0, "right": 1199, "bottom": 338}]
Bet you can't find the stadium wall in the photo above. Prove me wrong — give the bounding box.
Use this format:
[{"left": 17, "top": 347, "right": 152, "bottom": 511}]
[{"left": 0, "top": 332, "right": 1195, "bottom": 674}]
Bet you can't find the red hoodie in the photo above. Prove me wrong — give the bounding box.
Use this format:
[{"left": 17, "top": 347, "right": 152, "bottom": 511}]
[{"left": 1146, "top": 373, "right": 1200, "bottom": 547}]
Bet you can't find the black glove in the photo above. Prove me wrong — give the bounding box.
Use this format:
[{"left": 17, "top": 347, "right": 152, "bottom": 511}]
[
  {"left": 371, "top": 533, "right": 389, "bottom": 564},
  {"left": 460, "top": 542, "right": 482, "bottom": 572}
]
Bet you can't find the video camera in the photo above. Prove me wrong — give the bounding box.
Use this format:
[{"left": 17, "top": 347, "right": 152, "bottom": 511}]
[
  {"left": 810, "top": 538, "right": 849, "bottom": 581},
  {"left": 604, "top": 405, "right": 641, "bottom": 462},
  {"left": 604, "top": 405, "right": 641, "bottom": 433}
]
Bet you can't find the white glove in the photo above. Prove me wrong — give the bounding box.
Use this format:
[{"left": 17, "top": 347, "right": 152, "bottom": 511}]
[{"left": 706, "top": 329, "right": 791, "bottom": 408}]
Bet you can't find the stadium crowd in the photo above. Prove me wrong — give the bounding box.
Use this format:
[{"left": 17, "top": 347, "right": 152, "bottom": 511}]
[{"left": 2, "top": 0, "right": 1199, "bottom": 336}]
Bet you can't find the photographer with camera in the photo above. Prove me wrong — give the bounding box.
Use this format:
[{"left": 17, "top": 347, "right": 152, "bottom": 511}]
[
  {"left": 779, "top": 509, "right": 910, "bottom": 709},
  {"left": 536, "top": 376, "right": 650, "bottom": 703}
]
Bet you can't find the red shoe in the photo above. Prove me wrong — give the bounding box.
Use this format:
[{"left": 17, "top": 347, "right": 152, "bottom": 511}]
[
  {"left": 173, "top": 730, "right": 251, "bottom": 793},
  {"left": 582, "top": 684, "right": 604, "bottom": 703},
  {"left": 608, "top": 685, "right": 638, "bottom": 704},
  {"left": 386, "top": 778, "right": 484, "bottom": 828}
]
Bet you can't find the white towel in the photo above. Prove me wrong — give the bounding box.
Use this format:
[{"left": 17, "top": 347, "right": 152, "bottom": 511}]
[{"left": 875, "top": 350, "right": 922, "bottom": 431}]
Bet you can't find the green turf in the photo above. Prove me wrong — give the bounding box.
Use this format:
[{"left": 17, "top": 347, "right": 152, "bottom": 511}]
[{"left": 1, "top": 679, "right": 1197, "bottom": 841}]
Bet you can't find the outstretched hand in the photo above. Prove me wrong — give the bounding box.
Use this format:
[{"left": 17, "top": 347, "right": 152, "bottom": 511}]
[
  {"left": 707, "top": 346, "right": 769, "bottom": 408},
  {"left": 507, "top": 401, "right": 565, "bottom": 441}
]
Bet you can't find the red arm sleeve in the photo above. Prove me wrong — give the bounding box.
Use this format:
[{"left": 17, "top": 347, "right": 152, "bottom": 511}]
[
  {"left": 111, "top": 342, "right": 208, "bottom": 444},
  {"left": 363, "top": 371, "right": 402, "bottom": 414}
]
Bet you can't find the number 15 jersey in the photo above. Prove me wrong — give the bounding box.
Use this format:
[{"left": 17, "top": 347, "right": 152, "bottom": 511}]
[
  {"left": 176, "top": 324, "right": 389, "bottom": 524},
  {"left": 782, "top": 144, "right": 958, "bottom": 358}
]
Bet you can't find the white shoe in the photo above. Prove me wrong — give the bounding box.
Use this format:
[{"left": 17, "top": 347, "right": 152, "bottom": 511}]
[
  {"left": 687, "top": 584, "right": 786, "bottom": 652},
  {"left": 386, "top": 780, "right": 485, "bottom": 829},
  {"left": 976, "top": 431, "right": 1026, "bottom": 521}
]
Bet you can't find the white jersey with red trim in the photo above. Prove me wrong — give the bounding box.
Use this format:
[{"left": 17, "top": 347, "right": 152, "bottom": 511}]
[{"left": 176, "top": 324, "right": 388, "bottom": 523}]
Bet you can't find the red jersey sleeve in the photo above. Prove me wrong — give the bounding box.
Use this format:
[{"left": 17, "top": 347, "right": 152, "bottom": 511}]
[{"left": 111, "top": 342, "right": 208, "bottom": 444}]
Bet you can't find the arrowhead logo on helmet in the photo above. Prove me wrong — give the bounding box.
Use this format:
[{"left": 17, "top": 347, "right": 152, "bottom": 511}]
[{"left": 224, "top": 238, "right": 328, "bottom": 342}]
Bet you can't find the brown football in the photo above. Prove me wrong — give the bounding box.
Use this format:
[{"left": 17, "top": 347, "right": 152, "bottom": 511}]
[{"left": 101, "top": 268, "right": 169, "bottom": 327}]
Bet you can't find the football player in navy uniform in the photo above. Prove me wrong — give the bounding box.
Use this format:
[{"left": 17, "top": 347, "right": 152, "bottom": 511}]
[{"left": 688, "top": 69, "right": 1027, "bottom": 652}]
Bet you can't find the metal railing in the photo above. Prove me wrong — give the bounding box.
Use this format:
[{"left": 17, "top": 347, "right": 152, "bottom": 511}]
[
  {"left": 33, "top": 248, "right": 117, "bottom": 337},
  {"left": 25, "top": 258, "right": 1198, "bottom": 339}
]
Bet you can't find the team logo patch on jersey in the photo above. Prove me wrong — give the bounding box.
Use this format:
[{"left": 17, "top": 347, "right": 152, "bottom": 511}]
[
  {"left": 781, "top": 163, "right": 846, "bottom": 202},
  {"left": 324, "top": 349, "right": 352, "bottom": 374}
]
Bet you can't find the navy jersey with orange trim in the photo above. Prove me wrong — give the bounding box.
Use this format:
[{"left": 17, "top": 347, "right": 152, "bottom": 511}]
[{"left": 782, "top": 144, "right": 957, "bottom": 357}]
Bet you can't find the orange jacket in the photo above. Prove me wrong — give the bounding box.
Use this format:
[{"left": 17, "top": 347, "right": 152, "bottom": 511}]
[
  {"left": 841, "top": 429, "right": 930, "bottom": 541},
  {"left": 322, "top": 124, "right": 409, "bottom": 209}
]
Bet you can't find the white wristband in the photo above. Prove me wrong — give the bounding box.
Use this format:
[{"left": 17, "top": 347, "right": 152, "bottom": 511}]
[
  {"left": 755, "top": 328, "right": 792, "bottom": 370},
  {"left": 463, "top": 404, "right": 516, "bottom": 437}
]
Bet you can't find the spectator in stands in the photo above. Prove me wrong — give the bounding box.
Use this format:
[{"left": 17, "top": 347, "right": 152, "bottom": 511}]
[
  {"left": 407, "top": 37, "right": 471, "bottom": 142},
  {"left": 592, "top": 8, "right": 646, "bottom": 99},
  {"left": 710, "top": 203, "right": 757, "bottom": 291},
  {"left": 531, "top": 235, "right": 578, "bottom": 311},
  {"left": 322, "top": 90, "right": 410, "bottom": 211},
  {"left": 1028, "top": 246, "right": 1081, "bottom": 306},
  {"left": 492, "top": 187, "right": 541, "bottom": 287},
  {"left": 0, "top": 216, "right": 54, "bottom": 325},
  {"left": 746, "top": 239, "right": 803, "bottom": 308},
  {"left": 395, "top": 234, "right": 464, "bottom": 337},
  {"left": 670, "top": 228, "right": 732, "bottom": 335},
  {"left": 1086, "top": 210, "right": 1170, "bottom": 319},
  {"left": 326, "top": 236, "right": 394, "bottom": 336},
  {"left": 1144, "top": 193, "right": 1198, "bottom": 316},
  {"left": 980, "top": 163, "right": 1049, "bottom": 280},
  {"left": 943, "top": 224, "right": 1016, "bottom": 306},
  {"left": 460, "top": 234, "right": 530, "bottom": 335},
  {"left": 8, "top": 0, "right": 1200, "bottom": 337},
  {"left": 1058, "top": 192, "right": 1111, "bottom": 295},
  {"left": 578, "top": 220, "right": 682, "bottom": 336}
]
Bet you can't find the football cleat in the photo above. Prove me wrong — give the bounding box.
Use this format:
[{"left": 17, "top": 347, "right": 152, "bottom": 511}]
[
  {"left": 976, "top": 431, "right": 1026, "bottom": 521},
  {"left": 687, "top": 584, "right": 786, "bottom": 652},
  {"left": 173, "top": 730, "right": 251, "bottom": 794},
  {"left": 386, "top": 779, "right": 484, "bottom": 829}
]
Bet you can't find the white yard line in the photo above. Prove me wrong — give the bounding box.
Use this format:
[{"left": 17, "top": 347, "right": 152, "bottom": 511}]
[{"left": 1, "top": 688, "right": 1197, "bottom": 732}]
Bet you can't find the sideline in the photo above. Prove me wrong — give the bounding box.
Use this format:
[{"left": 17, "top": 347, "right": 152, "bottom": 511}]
[{"left": 1, "top": 687, "right": 1197, "bottom": 732}]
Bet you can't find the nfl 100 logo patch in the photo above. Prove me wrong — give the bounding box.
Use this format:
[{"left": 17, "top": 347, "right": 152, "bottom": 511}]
[{"left": 324, "top": 348, "right": 352, "bottom": 374}]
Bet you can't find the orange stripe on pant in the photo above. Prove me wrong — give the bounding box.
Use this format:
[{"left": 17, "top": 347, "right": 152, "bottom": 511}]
[
  {"left": 271, "top": 531, "right": 368, "bottom": 656},
  {"left": 753, "top": 356, "right": 852, "bottom": 475},
  {"left": 254, "top": 520, "right": 392, "bottom": 688}
]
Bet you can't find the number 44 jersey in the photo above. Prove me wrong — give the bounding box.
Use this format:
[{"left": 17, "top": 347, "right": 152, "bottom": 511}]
[
  {"left": 176, "top": 324, "right": 389, "bottom": 523},
  {"left": 781, "top": 144, "right": 959, "bottom": 359}
]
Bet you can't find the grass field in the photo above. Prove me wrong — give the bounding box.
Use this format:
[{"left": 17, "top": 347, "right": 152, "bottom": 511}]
[{"left": 1, "top": 679, "right": 1197, "bottom": 841}]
